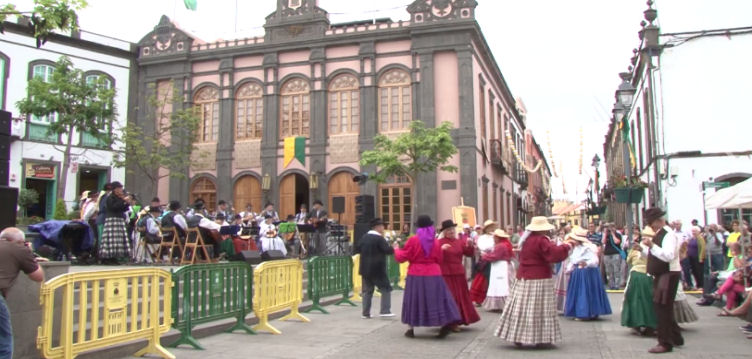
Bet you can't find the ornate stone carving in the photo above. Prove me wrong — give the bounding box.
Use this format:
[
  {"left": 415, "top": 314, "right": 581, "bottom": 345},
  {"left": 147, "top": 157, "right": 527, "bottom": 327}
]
[
  {"left": 379, "top": 69, "right": 411, "bottom": 86},
  {"left": 194, "top": 87, "right": 218, "bottom": 102},
  {"left": 329, "top": 135, "right": 359, "bottom": 164},
  {"left": 190, "top": 143, "right": 217, "bottom": 171},
  {"left": 281, "top": 78, "right": 310, "bottom": 94},
  {"left": 138, "top": 15, "right": 194, "bottom": 57},
  {"left": 329, "top": 74, "right": 359, "bottom": 90},
  {"left": 407, "top": 0, "right": 478, "bottom": 23},
  {"left": 233, "top": 140, "right": 262, "bottom": 169}
]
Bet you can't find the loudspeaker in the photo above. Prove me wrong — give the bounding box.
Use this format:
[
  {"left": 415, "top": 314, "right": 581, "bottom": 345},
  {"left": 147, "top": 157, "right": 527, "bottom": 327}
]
[
  {"left": 0, "top": 110, "right": 10, "bottom": 136},
  {"left": 353, "top": 222, "right": 370, "bottom": 252},
  {"left": 0, "top": 162, "right": 8, "bottom": 187},
  {"left": 0, "top": 186, "right": 18, "bottom": 230},
  {"left": 355, "top": 195, "right": 374, "bottom": 223},
  {"left": 261, "top": 250, "right": 285, "bottom": 261},
  {"left": 233, "top": 250, "right": 262, "bottom": 265},
  {"left": 0, "top": 134, "right": 10, "bottom": 161},
  {"left": 332, "top": 196, "right": 345, "bottom": 214}
]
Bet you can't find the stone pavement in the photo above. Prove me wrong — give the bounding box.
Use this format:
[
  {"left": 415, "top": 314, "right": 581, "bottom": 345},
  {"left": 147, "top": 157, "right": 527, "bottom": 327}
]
[{"left": 118, "top": 292, "right": 750, "bottom": 359}]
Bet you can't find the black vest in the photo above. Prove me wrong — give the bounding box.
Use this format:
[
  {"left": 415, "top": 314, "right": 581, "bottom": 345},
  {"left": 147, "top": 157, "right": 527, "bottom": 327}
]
[
  {"left": 647, "top": 228, "right": 670, "bottom": 276},
  {"left": 161, "top": 211, "right": 186, "bottom": 238}
]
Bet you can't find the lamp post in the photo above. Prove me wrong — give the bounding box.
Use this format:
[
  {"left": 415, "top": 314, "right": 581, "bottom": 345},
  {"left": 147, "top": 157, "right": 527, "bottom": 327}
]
[
  {"left": 615, "top": 72, "right": 636, "bottom": 246},
  {"left": 592, "top": 154, "right": 601, "bottom": 202}
]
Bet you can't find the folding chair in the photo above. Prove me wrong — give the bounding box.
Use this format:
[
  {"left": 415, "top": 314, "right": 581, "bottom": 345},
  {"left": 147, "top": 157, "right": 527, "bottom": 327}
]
[
  {"left": 135, "top": 233, "right": 160, "bottom": 264},
  {"left": 159, "top": 226, "right": 184, "bottom": 264},
  {"left": 180, "top": 227, "right": 211, "bottom": 265}
]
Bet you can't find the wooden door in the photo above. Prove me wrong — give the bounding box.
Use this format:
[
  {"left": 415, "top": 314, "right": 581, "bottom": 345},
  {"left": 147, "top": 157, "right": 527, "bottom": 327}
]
[
  {"left": 328, "top": 172, "right": 359, "bottom": 226},
  {"left": 234, "top": 175, "right": 262, "bottom": 214},
  {"left": 279, "top": 174, "right": 296, "bottom": 221}
]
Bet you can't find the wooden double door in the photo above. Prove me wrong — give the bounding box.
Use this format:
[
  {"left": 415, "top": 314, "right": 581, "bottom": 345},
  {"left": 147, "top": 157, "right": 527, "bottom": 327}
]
[{"left": 279, "top": 174, "right": 309, "bottom": 220}]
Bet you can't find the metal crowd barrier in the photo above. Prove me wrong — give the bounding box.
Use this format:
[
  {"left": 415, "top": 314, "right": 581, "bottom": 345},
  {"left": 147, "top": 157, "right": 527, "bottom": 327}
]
[
  {"left": 170, "top": 262, "right": 255, "bottom": 349},
  {"left": 304, "top": 256, "right": 356, "bottom": 314},
  {"left": 37, "top": 268, "right": 174, "bottom": 359},
  {"left": 386, "top": 255, "right": 403, "bottom": 290},
  {"left": 252, "top": 259, "right": 310, "bottom": 334},
  {"left": 399, "top": 261, "right": 409, "bottom": 289},
  {"left": 350, "top": 254, "right": 362, "bottom": 301}
]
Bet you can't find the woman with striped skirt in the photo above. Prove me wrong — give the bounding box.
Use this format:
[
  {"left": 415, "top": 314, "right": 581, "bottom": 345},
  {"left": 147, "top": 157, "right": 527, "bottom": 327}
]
[{"left": 98, "top": 181, "right": 132, "bottom": 264}]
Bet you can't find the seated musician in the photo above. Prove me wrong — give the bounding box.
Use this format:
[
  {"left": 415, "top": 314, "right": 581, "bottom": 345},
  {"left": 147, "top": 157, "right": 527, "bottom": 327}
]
[
  {"left": 186, "top": 201, "right": 222, "bottom": 258},
  {"left": 239, "top": 204, "right": 258, "bottom": 227},
  {"left": 279, "top": 215, "right": 302, "bottom": 258},
  {"left": 260, "top": 228, "right": 288, "bottom": 256}
]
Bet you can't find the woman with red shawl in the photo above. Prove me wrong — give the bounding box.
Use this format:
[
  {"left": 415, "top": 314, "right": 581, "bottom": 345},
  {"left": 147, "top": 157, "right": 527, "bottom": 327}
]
[
  {"left": 438, "top": 219, "right": 480, "bottom": 331},
  {"left": 396, "top": 215, "right": 461, "bottom": 338}
]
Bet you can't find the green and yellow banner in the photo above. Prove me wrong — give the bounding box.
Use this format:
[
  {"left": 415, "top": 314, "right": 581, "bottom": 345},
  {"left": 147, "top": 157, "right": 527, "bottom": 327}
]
[
  {"left": 283, "top": 136, "right": 306, "bottom": 167},
  {"left": 184, "top": 0, "right": 197, "bottom": 11}
]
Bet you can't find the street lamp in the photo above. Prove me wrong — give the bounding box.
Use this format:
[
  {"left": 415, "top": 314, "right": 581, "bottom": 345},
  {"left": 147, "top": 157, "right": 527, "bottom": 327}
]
[{"left": 616, "top": 72, "right": 635, "bottom": 107}]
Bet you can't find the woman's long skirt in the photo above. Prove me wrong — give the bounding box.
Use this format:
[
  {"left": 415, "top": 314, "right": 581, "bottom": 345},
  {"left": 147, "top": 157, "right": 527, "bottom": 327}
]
[
  {"left": 674, "top": 287, "right": 699, "bottom": 323},
  {"left": 469, "top": 271, "right": 489, "bottom": 305},
  {"left": 553, "top": 257, "right": 571, "bottom": 314},
  {"left": 402, "top": 275, "right": 461, "bottom": 327},
  {"left": 564, "top": 267, "right": 612, "bottom": 319},
  {"left": 442, "top": 274, "right": 481, "bottom": 325},
  {"left": 621, "top": 271, "right": 657, "bottom": 329},
  {"left": 494, "top": 278, "right": 562, "bottom": 345},
  {"left": 482, "top": 260, "right": 511, "bottom": 311},
  {"left": 99, "top": 217, "right": 131, "bottom": 260}
]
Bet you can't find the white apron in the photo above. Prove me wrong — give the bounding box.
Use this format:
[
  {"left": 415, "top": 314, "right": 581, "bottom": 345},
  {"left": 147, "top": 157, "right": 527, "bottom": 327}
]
[{"left": 486, "top": 260, "right": 510, "bottom": 297}]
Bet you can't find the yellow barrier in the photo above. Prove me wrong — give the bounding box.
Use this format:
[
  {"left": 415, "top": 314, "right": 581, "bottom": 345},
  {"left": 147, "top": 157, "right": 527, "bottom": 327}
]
[
  {"left": 37, "top": 268, "right": 173, "bottom": 359},
  {"left": 350, "top": 254, "right": 362, "bottom": 301},
  {"left": 252, "top": 259, "right": 310, "bottom": 334}
]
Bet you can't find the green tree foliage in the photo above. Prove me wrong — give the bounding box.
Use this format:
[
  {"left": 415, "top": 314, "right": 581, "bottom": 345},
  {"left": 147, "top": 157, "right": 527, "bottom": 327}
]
[
  {"left": 16, "top": 56, "right": 117, "bottom": 201},
  {"left": 17, "top": 188, "right": 40, "bottom": 218},
  {"left": 53, "top": 198, "right": 67, "bottom": 219},
  {"left": 0, "top": 0, "right": 87, "bottom": 47},
  {"left": 360, "top": 121, "right": 459, "bottom": 223},
  {"left": 113, "top": 81, "right": 201, "bottom": 197}
]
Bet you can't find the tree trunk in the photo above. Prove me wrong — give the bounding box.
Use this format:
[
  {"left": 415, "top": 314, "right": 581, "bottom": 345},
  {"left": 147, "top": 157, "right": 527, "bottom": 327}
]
[{"left": 56, "top": 126, "right": 74, "bottom": 203}]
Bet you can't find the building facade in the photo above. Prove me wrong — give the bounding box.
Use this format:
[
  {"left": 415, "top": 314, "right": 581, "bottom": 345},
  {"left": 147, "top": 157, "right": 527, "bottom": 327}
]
[
  {"left": 603, "top": 2, "right": 752, "bottom": 228},
  {"left": 131, "top": 0, "right": 545, "bottom": 230},
  {"left": 525, "top": 128, "right": 552, "bottom": 217},
  {"left": 0, "top": 19, "right": 135, "bottom": 218}
]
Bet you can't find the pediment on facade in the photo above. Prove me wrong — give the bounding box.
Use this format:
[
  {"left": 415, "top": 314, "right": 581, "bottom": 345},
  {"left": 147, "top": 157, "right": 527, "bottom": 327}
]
[
  {"left": 138, "top": 15, "right": 199, "bottom": 58},
  {"left": 407, "top": 0, "right": 478, "bottom": 24}
]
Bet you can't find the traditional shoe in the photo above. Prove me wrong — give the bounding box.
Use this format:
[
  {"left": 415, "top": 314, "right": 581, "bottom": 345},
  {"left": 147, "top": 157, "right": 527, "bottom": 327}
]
[
  {"left": 404, "top": 328, "right": 415, "bottom": 338},
  {"left": 451, "top": 325, "right": 462, "bottom": 333},
  {"left": 379, "top": 313, "right": 396, "bottom": 318},
  {"left": 648, "top": 345, "right": 672, "bottom": 354},
  {"left": 437, "top": 325, "right": 451, "bottom": 339},
  {"left": 361, "top": 315, "right": 371, "bottom": 319}
]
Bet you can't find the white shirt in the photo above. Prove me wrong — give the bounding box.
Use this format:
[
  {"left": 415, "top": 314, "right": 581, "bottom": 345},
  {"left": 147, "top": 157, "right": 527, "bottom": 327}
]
[
  {"left": 567, "top": 244, "right": 599, "bottom": 271},
  {"left": 172, "top": 213, "right": 188, "bottom": 231},
  {"left": 259, "top": 222, "right": 276, "bottom": 237},
  {"left": 82, "top": 200, "right": 97, "bottom": 221},
  {"left": 642, "top": 225, "right": 681, "bottom": 271},
  {"left": 198, "top": 217, "right": 221, "bottom": 231},
  {"left": 145, "top": 215, "right": 160, "bottom": 236},
  {"left": 260, "top": 235, "right": 287, "bottom": 255},
  {"left": 477, "top": 233, "right": 495, "bottom": 252}
]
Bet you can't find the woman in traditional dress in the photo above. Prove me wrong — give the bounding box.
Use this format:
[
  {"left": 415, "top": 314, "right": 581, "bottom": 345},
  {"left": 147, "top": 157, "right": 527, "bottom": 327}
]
[
  {"left": 495, "top": 216, "right": 575, "bottom": 347},
  {"left": 553, "top": 227, "right": 571, "bottom": 314},
  {"left": 674, "top": 237, "right": 699, "bottom": 324},
  {"left": 481, "top": 229, "right": 514, "bottom": 312},
  {"left": 621, "top": 226, "right": 657, "bottom": 336},
  {"left": 469, "top": 219, "right": 498, "bottom": 305},
  {"left": 564, "top": 227, "right": 612, "bottom": 320},
  {"left": 438, "top": 219, "right": 480, "bottom": 331},
  {"left": 396, "top": 215, "right": 461, "bottom": 338},
  {"left": 98, "top": 181, "right": 132, "bottom": 264}
]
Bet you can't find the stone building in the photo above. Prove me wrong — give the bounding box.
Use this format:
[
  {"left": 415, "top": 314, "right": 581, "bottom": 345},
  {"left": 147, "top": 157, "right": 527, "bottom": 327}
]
[{"left": 131, "top": 0, "right": 546, "bottom": 230}]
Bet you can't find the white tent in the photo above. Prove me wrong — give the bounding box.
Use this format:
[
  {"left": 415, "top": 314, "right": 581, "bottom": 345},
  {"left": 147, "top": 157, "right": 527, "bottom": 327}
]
[{"left": 705, "top": 177, "right": 752, "bottom": 210}]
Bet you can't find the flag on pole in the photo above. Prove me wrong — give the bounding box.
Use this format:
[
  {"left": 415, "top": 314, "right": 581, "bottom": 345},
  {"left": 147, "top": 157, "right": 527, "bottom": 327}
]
[
  {"left": 283, "top": 137, "right": 306, "bottom": 167},
  {"left": 184, "top": 0, "right": 197, "bottom": 11}
]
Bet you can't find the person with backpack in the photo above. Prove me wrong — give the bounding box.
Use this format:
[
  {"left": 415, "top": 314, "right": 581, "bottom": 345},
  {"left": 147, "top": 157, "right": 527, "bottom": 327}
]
[
  {"left": 602, "top": 223, "right": 626, "bottom": 290},
  {"left": 134, "top": 206, "right": 163, "bottom": 263}
]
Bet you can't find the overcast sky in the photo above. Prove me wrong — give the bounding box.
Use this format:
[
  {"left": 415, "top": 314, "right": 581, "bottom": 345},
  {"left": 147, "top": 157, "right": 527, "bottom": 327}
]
[{"left": 12, "top": 0, "right": 751, "bottom": 201}]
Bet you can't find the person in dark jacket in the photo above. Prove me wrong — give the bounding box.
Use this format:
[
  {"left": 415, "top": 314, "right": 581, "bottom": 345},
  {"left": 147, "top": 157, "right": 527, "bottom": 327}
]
[
  {"left": 98, "top": 181, "right": 132, "bottom": 264},
  {"left": 94, "top": 183, "right": 112, "bottom": 247},
  {"left": 355, "top": 217, "right": 395, "bottom": 319}
]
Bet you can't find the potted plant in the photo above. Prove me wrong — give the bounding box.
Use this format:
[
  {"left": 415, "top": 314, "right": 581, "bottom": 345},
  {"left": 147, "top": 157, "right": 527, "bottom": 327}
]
[{"left": 610, "top": 175, "right": 648, "bottom": 203}]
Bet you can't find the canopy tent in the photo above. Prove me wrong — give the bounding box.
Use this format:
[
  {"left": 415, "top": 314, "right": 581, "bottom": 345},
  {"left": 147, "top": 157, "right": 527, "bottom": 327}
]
[{"left": 705, "top": 177, "right": 752, "bottom": 210}]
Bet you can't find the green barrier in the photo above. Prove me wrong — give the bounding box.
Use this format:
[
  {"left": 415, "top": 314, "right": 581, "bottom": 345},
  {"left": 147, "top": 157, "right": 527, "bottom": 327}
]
[
  {"left": 170, "top": 262, "right": 255, "bottom": 349},
  {"left": 304, "top": 256, "right": 356, "bottom": 314},
  {"left": 387, "top": 255, "right": 403, "bottom": 290}
]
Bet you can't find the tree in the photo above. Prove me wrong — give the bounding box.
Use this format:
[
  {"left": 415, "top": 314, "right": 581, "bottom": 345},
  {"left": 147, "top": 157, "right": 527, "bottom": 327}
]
[
  {"left": 17, "top": 188, "right": 39, "bottom": 218},
  {"left": 0, "top": 0, "right": 87, "bottom": 48},
  {"left": 17, "top": 56, "right": 117, "bottom": 202},
  {"left": 113, "top": 81, "right": 201, "bottom": 198},
  {"left": 360, "top": 121, "right": 459, "bottom": 225}
]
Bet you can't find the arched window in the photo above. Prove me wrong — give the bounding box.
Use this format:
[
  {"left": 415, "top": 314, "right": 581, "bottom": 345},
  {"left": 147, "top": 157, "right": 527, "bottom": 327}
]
[
  {"left": 194, "top": 87, "right": 219, "bottom": 143},
  {"left": 379, "top": 175, "right": 412, "bottom": 232},
  {"left": 235, "top": 82, "right": 263, "bottom": 140},
  {"left": 378, "top": 68, "right": 412, "bottom": 132},
  {"left": 190, "top": 177, "right": 217, "bottom": 213},
  {"left": 279, "top": 78, "right": 310, "bottom": 138},
  {"left": 328, "top": 74, "right": 360, "bottom": 135}
]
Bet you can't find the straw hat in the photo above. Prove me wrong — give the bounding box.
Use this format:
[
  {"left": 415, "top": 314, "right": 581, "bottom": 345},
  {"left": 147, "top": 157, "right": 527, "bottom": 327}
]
[
  {"left": 493, "top": 229, "right": 510, "bottom": 238},
  {"left": 641, "top": 226, "right": 655, "bottom": 238},
  {"left": 526, "top": 216, "right": 554, "bottom": 232},
  {"left": 482, "top": 219, "right": 498, "bottom": 232},
  {"left": 80, "top": 190, "right": 90, "bottom": 201},
  {"left": 566, "top": 227, "right": 589, "bottom": 242}
]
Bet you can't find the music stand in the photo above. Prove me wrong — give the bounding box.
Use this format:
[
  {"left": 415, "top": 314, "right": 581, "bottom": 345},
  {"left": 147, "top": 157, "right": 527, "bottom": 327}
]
[{"left": 327, "top": 224, "right": 348, "bottom": 256}]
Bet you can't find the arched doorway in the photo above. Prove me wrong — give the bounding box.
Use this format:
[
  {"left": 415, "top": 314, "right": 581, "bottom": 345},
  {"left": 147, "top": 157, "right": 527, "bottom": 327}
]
[
  {"left": 328, "top": 171, "right": 359, "bottom": 226},
  {"left": 190, "top": 177, "right": 217, "bottom": 212},
  {"left": 279, "top": 173, "right": 309, "bottom": 220},
  {"left": 234, "top": 175, "right": 263, "bottom": 214}
]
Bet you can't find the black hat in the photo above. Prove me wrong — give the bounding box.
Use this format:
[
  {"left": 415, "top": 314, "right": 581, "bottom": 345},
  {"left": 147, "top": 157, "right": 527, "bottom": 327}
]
[
  {"left": 193, "top": 201, "right": 205, "bottom": 210},
  {"left": 110, "top": 181, "right": 123, "bottom": 189},
  {"left": 264, "top": 214, "right": 272, "bottom": 219},
  {"left": 439, "top": 219, "right": 457, "bottom": 232},
  {"left": 286, "top": 214, "right": 295, "bottom": 221},
  {"left": 644, "top": 207, "right": 666, "bottom": 225},
  {"left": 148, "top": 206, "right": 162, "bottom": 213},
  {"left": 415, "top": 215, "right": 434, "bottom": 229},
  {"left": 369, "top": 217, "right": 384, "bottom": 228},
  {"left": 215, "top": 213, "right": 226, "bottom": 220},
  {"left": 169, "top": 201, "right": 181, "bottom": 211}
]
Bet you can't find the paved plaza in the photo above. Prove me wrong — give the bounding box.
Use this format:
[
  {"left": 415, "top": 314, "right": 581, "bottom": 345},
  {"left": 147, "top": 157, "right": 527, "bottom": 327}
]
[{"left": 113, "top": 291, "right": 750, "bottom": 359}]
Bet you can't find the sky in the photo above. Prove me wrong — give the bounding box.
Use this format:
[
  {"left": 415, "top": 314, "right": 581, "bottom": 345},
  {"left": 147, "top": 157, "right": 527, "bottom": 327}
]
[{"left": 11, "top": 0, "right": 751, "bottom": 201}]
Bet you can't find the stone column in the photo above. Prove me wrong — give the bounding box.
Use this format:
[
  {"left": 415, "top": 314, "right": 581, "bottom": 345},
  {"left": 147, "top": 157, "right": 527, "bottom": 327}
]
[
  {"left": 261, "top": 54, "right": 280, "bottom": 205},
  {"left": 216, "top": 59, "right": 235, "bottom": 204},
  {"left": 309, "top": 48, "right": 328, "bottom": 203},
  {"left": 415, "top": 51, "right": 437, "bottom": 221},
  {"left": 169, "top": 76, "right": 191, "bottom": 205},
  {"left": 359, "top": 42, "right": 378, "bottom": 196},
  {"left": 456, "top": 49, "right": 478, "bottom": 209}
]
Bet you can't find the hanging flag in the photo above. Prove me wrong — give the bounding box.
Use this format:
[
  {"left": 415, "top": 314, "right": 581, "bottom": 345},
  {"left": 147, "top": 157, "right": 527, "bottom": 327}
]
[
  {"left": 621, "top": 118, "right": 637, "bottom": 169},
  {"left": 184, "top": 0, "right": 197, "bottom": 11},
  {"left": 283, "top": 136, "right": 306, "bottom": 167}
]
